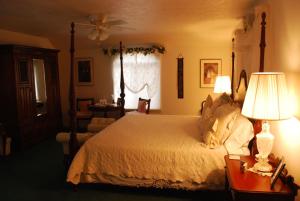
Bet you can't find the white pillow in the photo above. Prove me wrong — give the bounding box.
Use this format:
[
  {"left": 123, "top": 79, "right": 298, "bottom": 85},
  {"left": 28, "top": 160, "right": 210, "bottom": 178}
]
[
  {"left": 211, "top": 93, "right": 233, "bottom": 113},
  {"left": 224, "top": 113, "right": 254, "bottom": 155},
  {"left": 201, "top": 103, "right": 240, "bottom": 148},
  {"left": 202, "top": 94, "right": 213, "bottom": 117}
]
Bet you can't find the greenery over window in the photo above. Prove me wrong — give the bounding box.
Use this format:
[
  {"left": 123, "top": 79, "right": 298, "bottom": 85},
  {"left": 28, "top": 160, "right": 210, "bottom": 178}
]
[{"left": 103, "top": 45, "right": 165, "bottom": 56}]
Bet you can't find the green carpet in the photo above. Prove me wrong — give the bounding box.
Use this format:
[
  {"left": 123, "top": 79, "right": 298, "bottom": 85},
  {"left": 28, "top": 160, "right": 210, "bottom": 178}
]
[{"left": 0, "top": 138, "right": 230, "bottom": 201}]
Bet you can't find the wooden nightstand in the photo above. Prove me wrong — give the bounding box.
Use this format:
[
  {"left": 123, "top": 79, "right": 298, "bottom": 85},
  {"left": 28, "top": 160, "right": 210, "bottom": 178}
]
[{"left": 224, "top": 155, "right": 295, "bottom": 201}]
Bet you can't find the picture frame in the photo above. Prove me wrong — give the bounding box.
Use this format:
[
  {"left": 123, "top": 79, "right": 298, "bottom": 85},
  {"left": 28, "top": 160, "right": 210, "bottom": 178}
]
[
  {"left": 75, "top": 57, "right": 94, "bottom": 86},
  {"left": 270, "top": 159, "right": 285, "bottom": 189},
  {"left": 271, "top": 157, "right": 284, "bottom": 178},
  {"left": 200, "top": 59, "right": 222, "bottom": 88}
]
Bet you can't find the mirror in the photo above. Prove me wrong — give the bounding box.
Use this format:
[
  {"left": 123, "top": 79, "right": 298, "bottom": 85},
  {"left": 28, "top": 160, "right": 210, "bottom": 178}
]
[{"left": 33, "top": 59, "right": 47, "bottom": 116}]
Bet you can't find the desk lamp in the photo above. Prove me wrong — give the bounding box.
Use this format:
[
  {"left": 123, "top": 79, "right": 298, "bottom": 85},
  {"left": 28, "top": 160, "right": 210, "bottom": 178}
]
[
  {"left": 214, "top": 75, "right": 232, "bottom": 94},
  {"left": 242, "top": 72, "right": 291, "bottom": 172}
]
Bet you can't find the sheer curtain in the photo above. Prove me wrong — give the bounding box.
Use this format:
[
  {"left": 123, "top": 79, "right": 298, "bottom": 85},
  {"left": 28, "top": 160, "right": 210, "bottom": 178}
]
[{"left": 113, "top": 53, "right": 161, "bottom": 109}]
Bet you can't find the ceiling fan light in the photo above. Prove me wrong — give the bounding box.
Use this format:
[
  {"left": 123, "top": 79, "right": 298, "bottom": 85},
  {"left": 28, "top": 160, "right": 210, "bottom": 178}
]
[
  {"left": 88, "top": 29, "right": 99, "bottom": 40},
  {"left": 98, "top": 31, "right": 110, "bottom": 41}
]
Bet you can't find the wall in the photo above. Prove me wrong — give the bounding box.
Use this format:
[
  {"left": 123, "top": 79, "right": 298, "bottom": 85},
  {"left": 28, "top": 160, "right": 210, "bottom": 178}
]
[
  {"left": 51, "top": 32, "right": 234, "bottom": 125},
  {"left": 50, "top": 37, "right": 113, "bottom": 125},
  {"left": 267, "top": 0, "right": 300, "bottom": 199}
]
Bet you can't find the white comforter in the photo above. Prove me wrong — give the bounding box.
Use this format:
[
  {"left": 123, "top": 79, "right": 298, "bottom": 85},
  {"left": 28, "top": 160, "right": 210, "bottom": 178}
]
[{"left": 67, "top": 114, "right": 227, "bottom": 189}]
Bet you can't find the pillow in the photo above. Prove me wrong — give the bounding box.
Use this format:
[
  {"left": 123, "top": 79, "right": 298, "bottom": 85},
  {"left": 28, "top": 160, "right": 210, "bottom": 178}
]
[
  {"left": 137, "top": 100, "right": 147, "bottom": 113},
  {"left": 199, "top": 115, "right": 217, "bottom": 143},
  {"left": 202, "top": 95, "right": 213, "bottom": 119},
  {"left": 210, "top": 93, "right": 233, "bottom": 113},
  {"left": 224, "top": 113, "right": 254, "bottom": 155},
  {"left": 201, "top": 103, "right": 240, "bottom": 148}
]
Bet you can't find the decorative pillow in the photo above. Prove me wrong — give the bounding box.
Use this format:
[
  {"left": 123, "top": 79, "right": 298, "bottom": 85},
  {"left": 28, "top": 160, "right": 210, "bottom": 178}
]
[
  {"left": 224, "top": 113, "right": 254, "bottom": 155},
  {"left": 199, "top": 115, "right": 217, "bottom": 143},
  {"left": 210, "top": 93, "right": 233, "bottom": 113},
  {"left": 201, "top": 103, "right": 240, "bottom": 148},
  {"left": 137, "top": 100, "right": 147, "bottom": 113},
  {"left": 202, "top": 95, "right": 213, "bottom": 119}
]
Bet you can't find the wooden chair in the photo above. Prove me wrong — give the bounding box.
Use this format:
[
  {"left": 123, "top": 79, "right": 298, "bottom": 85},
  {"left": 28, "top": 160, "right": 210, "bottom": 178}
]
[
  {"left": 76, "top": 98, "right": 94, "bottom": 129},
  {"left": 137, "top": 98, "right": 151, "bottom": 114}
]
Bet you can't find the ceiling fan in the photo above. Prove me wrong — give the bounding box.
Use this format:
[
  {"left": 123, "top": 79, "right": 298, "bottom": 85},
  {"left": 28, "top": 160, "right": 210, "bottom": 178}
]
[{"left": 77, "top": 14, "right": 129, "bottom": 41}]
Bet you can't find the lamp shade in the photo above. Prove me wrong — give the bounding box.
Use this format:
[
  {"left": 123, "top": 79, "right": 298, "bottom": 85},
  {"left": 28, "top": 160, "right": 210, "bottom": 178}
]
[
  {"left": 242, "top": 72, "right": 291, "bottom": 120},
  {"left": 214, "top": 76, "right": 231, "bottom": 94},
  {"left": 88, "top": 29, "right": 99, "bottom": 40}
]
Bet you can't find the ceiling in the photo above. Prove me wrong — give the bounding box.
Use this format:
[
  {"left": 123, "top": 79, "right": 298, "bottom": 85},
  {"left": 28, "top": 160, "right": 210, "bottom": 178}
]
[{"left": 0, "top": 0, "right": 257, "bottom": 42}]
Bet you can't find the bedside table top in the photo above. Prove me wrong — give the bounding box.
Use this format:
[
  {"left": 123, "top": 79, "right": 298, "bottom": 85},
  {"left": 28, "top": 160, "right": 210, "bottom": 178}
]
[{"left": 224, "top": 155, "right": 292, "bottom": 194}]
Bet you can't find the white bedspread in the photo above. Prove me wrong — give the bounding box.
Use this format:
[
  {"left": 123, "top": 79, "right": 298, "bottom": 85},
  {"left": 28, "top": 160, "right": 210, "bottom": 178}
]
[{"left": 67, "top": 115, "right": 227, "bottom": 189}]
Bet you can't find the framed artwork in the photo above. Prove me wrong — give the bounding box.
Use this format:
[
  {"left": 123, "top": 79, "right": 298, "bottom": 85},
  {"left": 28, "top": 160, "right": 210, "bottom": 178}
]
[
  {"left": 270, "top": 159, "right": 285, "bottom": 189},
  {"left": 75, "top": 57, "right": 94, "bottom": 85},
  {"left": 200, "top": 59, "right": 222, "bottom": 88}
]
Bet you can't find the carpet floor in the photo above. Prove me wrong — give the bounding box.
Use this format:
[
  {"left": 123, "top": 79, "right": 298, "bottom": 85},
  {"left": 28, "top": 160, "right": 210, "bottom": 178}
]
[{"left": 0, "top": 138, "right": 230, "bottom": 201}]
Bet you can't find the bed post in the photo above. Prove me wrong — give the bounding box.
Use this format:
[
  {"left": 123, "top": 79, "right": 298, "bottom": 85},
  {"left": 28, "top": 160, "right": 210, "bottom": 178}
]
[
  {"left": 69, "top": 22, "right": 78, "bottom": 158},
  {"left": 251, "top": 12, "right": 267, "bottom": 155},
  {"left": 259, "top": 12, "right": 266, "bottom": 72},
  {"left": 119, "top": 41, "right": 125, "bottom": 116},
  {"left": 231, "top": 38, "right": 235, "bottom": 100}
]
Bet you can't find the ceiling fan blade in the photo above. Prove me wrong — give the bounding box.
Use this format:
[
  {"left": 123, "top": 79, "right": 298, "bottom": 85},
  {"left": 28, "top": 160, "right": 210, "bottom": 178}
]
[
  {"left": 103, "top": 19, "right": 127, "bottom": 26},
  {"left": 110, "top": 26, "right": 135, "bottom": 31},
  {"left": 75, "top": 22, "right": 96, "bottom": 27}
]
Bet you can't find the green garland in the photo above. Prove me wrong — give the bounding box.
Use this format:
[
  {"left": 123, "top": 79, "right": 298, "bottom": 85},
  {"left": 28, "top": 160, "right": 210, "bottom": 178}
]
[{"left": 103, "top": 45, "right": 165, "bottom": 56}]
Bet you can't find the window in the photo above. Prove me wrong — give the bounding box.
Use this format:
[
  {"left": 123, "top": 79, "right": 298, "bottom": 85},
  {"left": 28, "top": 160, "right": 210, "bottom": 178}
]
[{"left": 113, "top": 53, "right": 161, "bottom": 109}]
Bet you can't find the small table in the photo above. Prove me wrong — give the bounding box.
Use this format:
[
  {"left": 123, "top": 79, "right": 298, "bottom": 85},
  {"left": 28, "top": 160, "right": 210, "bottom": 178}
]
[
  {"left": 89, "top": 104, "right": 123, "bottom": 118},
  {"left": 224, "top": 155, "right": 295, "bottom": 201}
]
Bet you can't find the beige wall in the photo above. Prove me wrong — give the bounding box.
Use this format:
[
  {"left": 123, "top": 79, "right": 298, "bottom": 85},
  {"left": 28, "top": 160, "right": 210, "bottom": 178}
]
[
  {"left": 51, "top": 33, "right": 233, "bottom": 125},
  {"left": 267, "top": 1, "right": 300, "bottom": 199}
]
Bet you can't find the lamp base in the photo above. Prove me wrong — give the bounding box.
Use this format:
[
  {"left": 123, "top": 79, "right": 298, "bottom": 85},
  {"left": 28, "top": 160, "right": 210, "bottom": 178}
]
[{"left": 253, "top": 157, "right": 273, "bottom": 172}]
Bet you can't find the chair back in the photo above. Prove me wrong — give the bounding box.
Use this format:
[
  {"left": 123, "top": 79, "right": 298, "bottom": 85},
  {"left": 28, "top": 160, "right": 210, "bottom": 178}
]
[
  {"left": 137, "top": 98, "right": 151, "bottom": 114},
  {"left": 77, "top": 98, "right": 94, "bottom": 112}
]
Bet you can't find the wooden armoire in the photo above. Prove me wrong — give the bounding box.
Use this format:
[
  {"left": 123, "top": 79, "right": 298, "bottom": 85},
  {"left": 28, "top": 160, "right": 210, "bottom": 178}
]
[{"left": 0, "top": 45, "right": 62, "bottom": 150}]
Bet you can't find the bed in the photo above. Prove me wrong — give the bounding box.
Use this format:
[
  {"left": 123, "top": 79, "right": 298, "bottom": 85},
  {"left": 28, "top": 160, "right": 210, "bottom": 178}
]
[
  {"left": 66, "top": 12, "right": 268, "bottom": 190},
  {"left": 67, "top": 111, "right": 253, "bottom": 189}
]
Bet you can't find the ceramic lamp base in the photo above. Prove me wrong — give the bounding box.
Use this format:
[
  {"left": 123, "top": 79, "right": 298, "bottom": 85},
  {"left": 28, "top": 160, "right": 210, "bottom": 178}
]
[{"left": 253, "top": 158, "right": 272, "bottom": 172}]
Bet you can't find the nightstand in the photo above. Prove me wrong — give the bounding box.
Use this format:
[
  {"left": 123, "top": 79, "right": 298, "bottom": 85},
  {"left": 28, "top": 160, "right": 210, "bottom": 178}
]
[{"left": 224, "top": 155, "right": 295, "bottom": 201}]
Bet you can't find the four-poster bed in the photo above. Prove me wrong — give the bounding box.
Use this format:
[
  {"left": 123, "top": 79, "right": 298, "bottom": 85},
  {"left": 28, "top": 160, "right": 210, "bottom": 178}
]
[{"left": 66, "top": 12, "right": 268, "bottom": 189}]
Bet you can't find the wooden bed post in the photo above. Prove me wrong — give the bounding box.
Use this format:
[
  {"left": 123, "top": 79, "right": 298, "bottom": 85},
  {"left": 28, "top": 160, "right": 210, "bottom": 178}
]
[
  {"left": 231, "top": 38, "right": 235, "bottom": 100},
  {"left": 119, "top": 41, "right": 125, "bottom": 116},
  {"left": 69, "top": 22, "right": 78, "bottom": 158},
  {"left": 259, "top": 12, "right": 266, "bottom": 72},
  {"left": 251, "top": 12, "right": 267, "bottom": 155}
]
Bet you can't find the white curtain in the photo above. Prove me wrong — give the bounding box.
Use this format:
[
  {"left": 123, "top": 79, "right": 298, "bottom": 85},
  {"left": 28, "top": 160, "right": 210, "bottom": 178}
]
[{"left": 113, "top": 53, "right": 161, "bottom": 109}]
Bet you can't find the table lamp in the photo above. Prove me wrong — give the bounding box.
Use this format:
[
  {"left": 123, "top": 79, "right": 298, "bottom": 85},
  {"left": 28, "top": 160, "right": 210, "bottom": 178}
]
[
  {"left": 242, "top": 72, "right": 291, "bottom": 172},
  {"left": 214, "top": 75, "right": 232, "bottom": 94}
]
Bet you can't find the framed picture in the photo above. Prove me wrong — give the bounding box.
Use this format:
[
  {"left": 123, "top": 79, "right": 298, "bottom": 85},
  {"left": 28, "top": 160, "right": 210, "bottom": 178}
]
[
  {"left": 75, "top": 57, "right": 94, "bottom": 85},
  {"left": 271, "top": 157, "right": 284, "bottom": 178},
  {"left": 200, "top": 59, "right": 222, "bottom": 88},
  {"left": 270, "top": 159, "right": 285, "bottom": 189}
]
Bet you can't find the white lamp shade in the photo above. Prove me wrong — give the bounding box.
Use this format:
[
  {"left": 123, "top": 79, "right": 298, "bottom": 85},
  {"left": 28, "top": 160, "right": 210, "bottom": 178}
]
[
  {"left": 242, "top": 72, "right": 291, "bottom": 120},
  {"left": 214, "top": 76, "right": 231, "bottom": 94}
]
